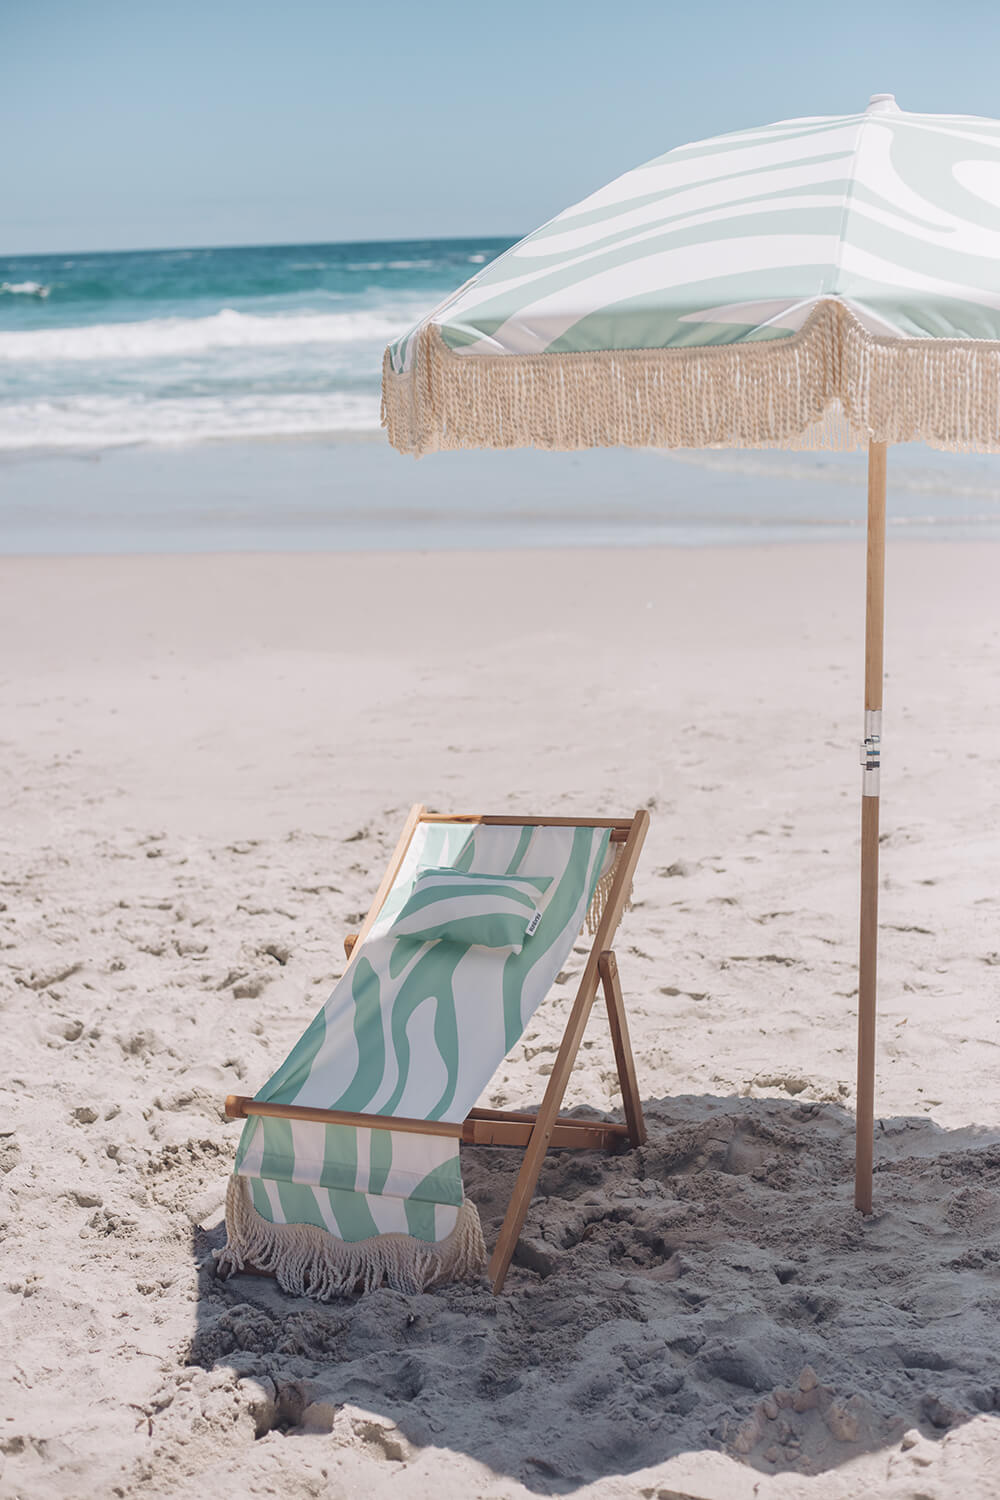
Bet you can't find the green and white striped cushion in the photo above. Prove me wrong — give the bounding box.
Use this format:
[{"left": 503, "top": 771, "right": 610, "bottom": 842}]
[{"left": 388, "top": 867, "right": 552, "bottom": 950}]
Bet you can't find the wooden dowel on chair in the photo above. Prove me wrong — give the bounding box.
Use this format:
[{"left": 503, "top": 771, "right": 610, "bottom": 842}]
[
  {"left": 223, "top": 1096, "right": 632, "bottom": 1147},
  {"left": 419, "top": 814, "right": 632, "bottom": 840},
  {"left": 224, "top": 1095, "right": 464, "bottom": 1140},
  {"left": 466, "top": 1105, "right": 628, "bottom": 1135}
]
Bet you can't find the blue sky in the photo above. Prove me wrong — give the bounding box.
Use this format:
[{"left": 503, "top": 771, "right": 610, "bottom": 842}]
[{"left": 3, "top": 0, "right": 999, "bottom": 254}]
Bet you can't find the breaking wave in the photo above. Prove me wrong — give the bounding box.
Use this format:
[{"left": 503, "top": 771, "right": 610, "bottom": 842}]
[{"left": 0, "top": 306, "right": 417, "bottom": 362}]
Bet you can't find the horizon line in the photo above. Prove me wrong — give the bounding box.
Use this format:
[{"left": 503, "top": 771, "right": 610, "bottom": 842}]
[{"left": 0, "top": 232, "right": 523, "bottom": 262}]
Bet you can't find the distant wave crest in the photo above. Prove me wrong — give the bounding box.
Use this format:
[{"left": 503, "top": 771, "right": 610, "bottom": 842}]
[
  {"left": 0, "top": 280, "right": 51, "bottom": 298},
  {"left": 0, "top": 306, "right": 416, "bottom": 362}
]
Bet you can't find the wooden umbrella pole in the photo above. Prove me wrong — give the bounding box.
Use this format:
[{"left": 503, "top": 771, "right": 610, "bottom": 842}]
[{"left": 855, "top": 440, "right": 887, "bottom": 1214}]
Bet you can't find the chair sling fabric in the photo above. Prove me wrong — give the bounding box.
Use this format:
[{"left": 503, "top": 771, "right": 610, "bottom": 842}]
[{"left": 218, "top": 821, "right": 613, "bottom": 1296}]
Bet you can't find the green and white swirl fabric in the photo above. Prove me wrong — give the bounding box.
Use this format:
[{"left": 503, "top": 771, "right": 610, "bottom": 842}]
[
  {"left": 219, "top": 821, "right": 612, "bottom": 1297},
  {"left": 390, "top": 867, "right": 552, "bottom": 949},
  {"left": 383, "top": 96, "right": 1000, "bottom": 455}
]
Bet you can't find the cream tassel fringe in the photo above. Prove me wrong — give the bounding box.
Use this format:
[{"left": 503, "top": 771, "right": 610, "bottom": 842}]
[
  {"left": 215, "top": 1176, "right": 486, "bottom": 1300},
  {"left": 584, "top": 846, "right": 632, "bottom": 937},
  {"left": 382, "top": 300, "right": 1000, "bottom": 457}
]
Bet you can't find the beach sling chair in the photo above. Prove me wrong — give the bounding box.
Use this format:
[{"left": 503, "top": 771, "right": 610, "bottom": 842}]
[{"left": 218, "top": 805, "right": 649, "bottom": 1297}]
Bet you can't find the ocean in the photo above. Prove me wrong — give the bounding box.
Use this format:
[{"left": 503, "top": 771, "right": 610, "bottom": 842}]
[
  {"left": 0, "top": 238, "right": 508, "bottom": 450},
  {"left": 3, "top": 237, "right": 1000, "bottom": 552}
]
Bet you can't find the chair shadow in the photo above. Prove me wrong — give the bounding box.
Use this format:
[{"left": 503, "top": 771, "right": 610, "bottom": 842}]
[{"left": 186, "top": 1092, "right": 1000, "bottom": 1493}]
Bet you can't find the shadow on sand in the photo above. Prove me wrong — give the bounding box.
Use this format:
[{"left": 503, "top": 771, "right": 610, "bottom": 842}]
[{"left": 186, "top": 1093, "right": 1000, "bottom": 1493}]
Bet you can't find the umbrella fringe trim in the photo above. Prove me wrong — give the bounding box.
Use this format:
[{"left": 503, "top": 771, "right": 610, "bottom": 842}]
[{"left": 382, "top": 301, "right": 1000, "bottom": 456}]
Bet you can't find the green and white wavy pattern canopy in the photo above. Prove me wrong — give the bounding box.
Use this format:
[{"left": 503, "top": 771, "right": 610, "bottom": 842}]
[{"left": 383, "top": 97, "right": 1000, "bottom": 455}]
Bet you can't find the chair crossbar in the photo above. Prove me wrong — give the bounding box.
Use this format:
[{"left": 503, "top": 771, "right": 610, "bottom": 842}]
[{"left": 225, "top": 1095, "right": 630, "bottom": 1151}]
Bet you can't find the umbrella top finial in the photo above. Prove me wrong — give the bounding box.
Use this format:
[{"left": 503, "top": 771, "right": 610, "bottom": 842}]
[{"left": 866, "top": 93, "right": 899, "bottom": 113}]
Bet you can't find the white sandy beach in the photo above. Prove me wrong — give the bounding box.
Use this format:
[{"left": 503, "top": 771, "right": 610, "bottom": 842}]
[{"left": 3, "top": 541, "right": 1000, "bottom": 1499}]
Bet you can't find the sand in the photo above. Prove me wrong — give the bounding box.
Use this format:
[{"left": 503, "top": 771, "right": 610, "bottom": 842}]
[{"left": 2, "top": 542, "right": 999, "bottom": 1500}]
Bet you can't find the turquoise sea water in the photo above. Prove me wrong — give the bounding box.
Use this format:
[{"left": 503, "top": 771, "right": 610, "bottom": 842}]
[
  {"left": 0, "top": 238, "right": 512, "bottom": 450},
  {"left": 3, "top": 238, "right": 1000, "bottom": 552}
]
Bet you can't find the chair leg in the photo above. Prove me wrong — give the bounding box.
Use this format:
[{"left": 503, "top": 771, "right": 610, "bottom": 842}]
[
  {"left": 487, "top": 966, "right": 603, "bottom": 1294},
  {"left": 488, "top": 815, "right": 650, "bottom": 1293},
  {"left": 599, "top": 950, "right": 646, "bottom": 1147}
]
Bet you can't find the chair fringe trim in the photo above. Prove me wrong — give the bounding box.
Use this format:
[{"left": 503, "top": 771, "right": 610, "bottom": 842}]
[
  {"left": 382, "top": 301, "right": 1000, "bottom": 457},
  {"left": 585, "top": 847, "right": 632, "bottom": 937},
  {"left": 215, "top": 1175, "right": 486, "bottom": 1299}
]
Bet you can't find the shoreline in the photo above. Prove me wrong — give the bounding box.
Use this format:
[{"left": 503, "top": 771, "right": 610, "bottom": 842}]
[
  {"left": 0, "top": 425, "right": 389, "bottom": 465},
  {"left": 3, "top": 530, "right": 1000, "bottom": 566},
  {"left": 5, "top": 437, "right": 1000, "bottom": 557}
]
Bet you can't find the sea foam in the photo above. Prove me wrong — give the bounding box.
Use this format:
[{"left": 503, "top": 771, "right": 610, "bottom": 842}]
[
  {"left": 0, "top": 307, "right": 415, "bottom": 362},
  {"left": 0, "top": 391, "right": 382, "bottom": 449},
  {"left": 0, "top": 281, "right": 50, "bottom": 298}
]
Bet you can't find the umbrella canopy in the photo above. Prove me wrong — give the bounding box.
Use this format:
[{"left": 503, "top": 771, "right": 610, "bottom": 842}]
[
  {"left": 381, "top": 96, "right": 1000, "bottom": 1216},
  {"left": 383, "top": 96, "right": 1000, "bottom": 457}
]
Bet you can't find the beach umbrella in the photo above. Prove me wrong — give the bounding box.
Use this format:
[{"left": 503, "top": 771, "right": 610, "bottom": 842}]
[{"left": 381, "top": 95, "right": 1000, "bottom": 1213}]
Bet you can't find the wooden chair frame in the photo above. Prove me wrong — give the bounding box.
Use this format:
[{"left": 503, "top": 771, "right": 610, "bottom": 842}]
[{"left": 225, "top": 804, "right": 649, "bottom": 1293}]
